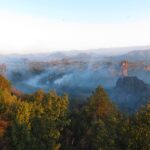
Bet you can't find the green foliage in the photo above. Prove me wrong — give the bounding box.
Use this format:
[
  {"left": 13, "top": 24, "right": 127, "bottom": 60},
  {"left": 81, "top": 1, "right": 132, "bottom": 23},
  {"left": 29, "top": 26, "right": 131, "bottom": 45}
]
[
  {"left": 0, "top": 75, "right": 11, "bottom": 91},
  {"left": 128, "top": 103, "right": 150, "bottom": 150},
  {"left": 29, "top": 91, "right": 69, "bottom": 150},
  {"left": 79, "top": 87, "right": 120, "bottom": 150},
  {"left": 61, "top": 86, "right": 120, "bottom": 150},
  {"left": 0, "top": 89, "right": 17, "bottom": 120},
  {"left": 0, "top": 76, "right": 149, "bottom": 150},
  {"left": 0, "top": 78, "right": 69, "bottom": 150},
  {"left": 8, "top": 101, "right": 32, "bottom": 150},
  {"left": 84, "top": 86, "right": 117, "bottom": 119}
]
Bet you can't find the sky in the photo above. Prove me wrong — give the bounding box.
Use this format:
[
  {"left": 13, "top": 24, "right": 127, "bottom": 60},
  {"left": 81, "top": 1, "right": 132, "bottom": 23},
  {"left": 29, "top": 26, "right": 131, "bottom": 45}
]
[{"left": 0, "top": 0, "right": 150, "bottom": 54}]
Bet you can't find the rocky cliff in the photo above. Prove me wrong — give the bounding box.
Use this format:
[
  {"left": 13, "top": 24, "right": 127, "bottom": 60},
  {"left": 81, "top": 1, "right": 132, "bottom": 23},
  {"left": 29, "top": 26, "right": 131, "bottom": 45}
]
[{"left": 110, "top": 76, "right": 150, "bottom": 113}]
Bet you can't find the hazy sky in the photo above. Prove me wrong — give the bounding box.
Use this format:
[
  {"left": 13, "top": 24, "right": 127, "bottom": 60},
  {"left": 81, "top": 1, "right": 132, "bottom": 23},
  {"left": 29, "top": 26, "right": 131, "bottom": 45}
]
[{"left": 0, "top": 0, "right": 150, "bottom": 54}]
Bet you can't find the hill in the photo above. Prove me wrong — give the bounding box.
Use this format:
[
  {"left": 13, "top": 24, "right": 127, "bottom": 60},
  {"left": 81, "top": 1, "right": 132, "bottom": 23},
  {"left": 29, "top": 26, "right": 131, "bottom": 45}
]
[{"left": 110, "top": 76, "right": 150, "bottom": 113}]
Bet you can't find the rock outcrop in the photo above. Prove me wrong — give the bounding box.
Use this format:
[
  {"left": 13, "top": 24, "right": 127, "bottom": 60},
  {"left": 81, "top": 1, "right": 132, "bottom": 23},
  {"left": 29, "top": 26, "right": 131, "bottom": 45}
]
[{"left": 110, "top": 76, "right": 150, "bottom": 113}]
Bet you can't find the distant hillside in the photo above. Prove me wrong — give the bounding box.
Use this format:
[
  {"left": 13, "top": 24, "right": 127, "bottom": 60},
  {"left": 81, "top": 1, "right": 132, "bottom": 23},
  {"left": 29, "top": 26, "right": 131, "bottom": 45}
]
[
  {"left": 113, "top": 49, "right": 150, "bottom": 62},
  {"left": 1, "top": 48, "right": 150, "bottom": 102},
  {"left": 110, "top": 76, "right": 150, "bottom": 113}
]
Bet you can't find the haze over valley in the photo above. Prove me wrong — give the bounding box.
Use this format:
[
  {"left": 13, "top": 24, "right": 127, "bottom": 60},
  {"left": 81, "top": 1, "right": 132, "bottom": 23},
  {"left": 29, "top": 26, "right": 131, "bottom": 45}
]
[{"left": 1, "top": 47, "right": 150, "bottom": 113}]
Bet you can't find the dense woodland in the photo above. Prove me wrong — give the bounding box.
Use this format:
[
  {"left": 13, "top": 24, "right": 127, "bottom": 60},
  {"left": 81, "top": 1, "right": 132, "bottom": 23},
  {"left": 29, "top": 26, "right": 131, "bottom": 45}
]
[{"left": 0, "top": 75, "right": 150, "bottom": 150}]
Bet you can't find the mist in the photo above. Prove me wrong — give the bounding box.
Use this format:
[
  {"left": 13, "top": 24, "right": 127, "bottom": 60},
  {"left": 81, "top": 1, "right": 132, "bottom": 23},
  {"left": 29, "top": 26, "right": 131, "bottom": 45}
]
[{"left": 1, "top": 48, "right": 150, "bottom": 102}]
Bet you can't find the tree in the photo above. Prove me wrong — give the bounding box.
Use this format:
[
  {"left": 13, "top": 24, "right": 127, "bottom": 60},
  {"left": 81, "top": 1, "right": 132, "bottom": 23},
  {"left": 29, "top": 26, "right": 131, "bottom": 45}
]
[
  {"left": 8, "top": 100, "right": 32, "bottom": 150},
  {"left": 6, "top": 90, "right": 69, "bottom": 150},
  {"left": 81, "top": 87, "right": 119, "bottom": 150},
  {"left": 30, "top": 91, "right": 69, "bottom": 150},
  {"left": 61, "top": 87, "right": 120, "bottom": 150},
  {"left": 0, "top": 75, "right": 11, "bottom": 91},
  {"left": 129, "top": 102, "right": 150, "bottom": 150}
]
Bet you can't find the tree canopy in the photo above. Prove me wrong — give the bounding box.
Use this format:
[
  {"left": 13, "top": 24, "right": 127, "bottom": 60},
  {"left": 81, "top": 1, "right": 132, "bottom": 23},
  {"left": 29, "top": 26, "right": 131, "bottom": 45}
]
[{"left": 0, "top": 76, "right": 149, "bottom": 150}]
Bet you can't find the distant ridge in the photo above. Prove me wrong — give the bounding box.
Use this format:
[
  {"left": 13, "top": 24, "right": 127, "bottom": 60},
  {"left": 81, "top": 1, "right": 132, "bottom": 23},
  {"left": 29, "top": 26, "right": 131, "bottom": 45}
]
[{"left": 1, "top": 45, "right": 150, "bottom": 56}]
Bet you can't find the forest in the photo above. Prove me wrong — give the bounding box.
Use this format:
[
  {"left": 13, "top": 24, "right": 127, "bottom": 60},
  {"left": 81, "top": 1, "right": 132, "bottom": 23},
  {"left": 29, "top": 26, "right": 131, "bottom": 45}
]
[{"left": 0, "top": 75, "right": 150, "bottom": 150}]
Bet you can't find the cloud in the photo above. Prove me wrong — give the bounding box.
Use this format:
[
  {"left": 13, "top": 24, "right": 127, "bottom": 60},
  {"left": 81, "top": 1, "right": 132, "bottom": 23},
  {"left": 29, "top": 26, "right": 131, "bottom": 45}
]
[{"left": 0, "top": 11, "right": 150, "bottom": 54}]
